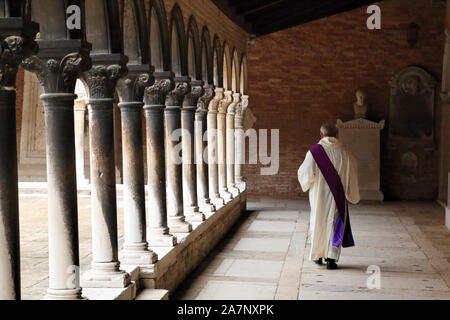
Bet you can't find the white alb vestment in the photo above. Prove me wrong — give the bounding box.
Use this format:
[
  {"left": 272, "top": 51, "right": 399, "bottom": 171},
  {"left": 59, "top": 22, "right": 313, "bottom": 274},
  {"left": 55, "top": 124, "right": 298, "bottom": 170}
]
[{"left": 298, "top": 137, "right": 360, "bottom": 261}]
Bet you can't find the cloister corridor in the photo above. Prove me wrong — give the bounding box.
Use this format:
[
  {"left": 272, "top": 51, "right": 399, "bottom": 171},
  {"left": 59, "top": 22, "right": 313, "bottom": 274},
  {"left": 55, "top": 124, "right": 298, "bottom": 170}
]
[{"left": 173, "top": 198, "right": 450, "bottom": 300}]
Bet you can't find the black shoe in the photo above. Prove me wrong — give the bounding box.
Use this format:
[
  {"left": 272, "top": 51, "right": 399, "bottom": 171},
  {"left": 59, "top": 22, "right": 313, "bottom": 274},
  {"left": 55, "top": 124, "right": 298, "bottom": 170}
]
[
  {"left": 313, "top": 258, "right": 323, "bottom": 265},
  {"left": 326, "top": 259, "right": 338, "bottom": 270}
]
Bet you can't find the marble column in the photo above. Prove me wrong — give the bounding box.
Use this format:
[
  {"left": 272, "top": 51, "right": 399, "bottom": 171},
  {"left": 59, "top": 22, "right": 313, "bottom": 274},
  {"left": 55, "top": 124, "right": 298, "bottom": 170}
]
[
  {"left": 226, "top": 93, "right": 241, "bottom": 197},
  {"left": 144, "top": 72, "right": 177, "bottom": 247},
  {"left": 235, "top": 95, "right": 249, "bottom": 191},
  {"left": 22, "top": 38, "right": 91, "bottom": 300},
  {"left": 217, "top": 90, "right": 233, "bottom": 202},
  {"left": 74, "top": 82, "right": 89, "bottom": 187},
  {"left": 0, "top": 22, "right": 38, "bottom": 300},
  {"left": 196, "top": 85, "right": 216, "bottom": 215},
  {"left": 182, "top": 80, "right": 205, "bottom": 222},
  {"left": 116, "top": 64, "right": 158, "bottom": 265},
  {"left": 208, "top": 88, "right": 225, "bottom": 208},
  {"left": 165, "top": 77, "right": 192, "bottom": 233},
  {"left": 81, "top": 54, "right": 130, "bottom": 288}
]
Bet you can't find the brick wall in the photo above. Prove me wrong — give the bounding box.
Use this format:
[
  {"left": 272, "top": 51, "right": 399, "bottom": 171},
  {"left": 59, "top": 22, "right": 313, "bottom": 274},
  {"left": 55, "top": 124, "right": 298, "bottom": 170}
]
[{"left": 245, "top": 0, "right": 446, "bottom": 200}]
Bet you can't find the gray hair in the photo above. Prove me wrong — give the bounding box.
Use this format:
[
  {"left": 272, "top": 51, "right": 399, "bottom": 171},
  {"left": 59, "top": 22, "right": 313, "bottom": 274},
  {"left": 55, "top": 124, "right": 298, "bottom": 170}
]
[{"left": 320, "top": 123, "right": 338, "bottom": 137}]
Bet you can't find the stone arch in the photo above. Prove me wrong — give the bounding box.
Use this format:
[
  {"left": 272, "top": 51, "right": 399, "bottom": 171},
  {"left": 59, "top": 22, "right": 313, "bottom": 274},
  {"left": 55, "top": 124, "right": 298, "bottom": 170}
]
[
  {"left": 187, "top": 16, "right": 201, "bottom": 80},
  {"left": 85, "top": 0, "right": 123, "bottom": 54},
  {"left": 170, "top": 4, "right": 188, "bottom": 76},
  {"left": 201, "top": 26, "right": 213, "bottom": 85},
  {"left": 212, "top": 35, "right": 223, "bottom": 87},
  {"left": 240, "top": 54, "right": 247, "bottom": 94},
  {"left": 222, "top": 42, "right": 232, "bottom": 90},
  {"left": 121, "top": 0, "right": 149, "bottom": 64},
  {"left": 231, "top": 48, "right": 240, "bottom": 93},
  {"left": 0, "top": 0, "right": 31, "bottom": 18},
  {"left": 148, "top": 0, "right": 170, "bottom": 72}
]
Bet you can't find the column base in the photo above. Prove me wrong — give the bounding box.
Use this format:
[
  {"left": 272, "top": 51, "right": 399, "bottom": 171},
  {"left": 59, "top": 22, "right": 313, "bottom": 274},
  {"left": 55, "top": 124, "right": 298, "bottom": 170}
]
[
  {"left": 185, "top": 206, "right": 206, "bottom": 222},
  {"left": 147, "top": 233, "right": 177, "bottom": 247},
  {"left": 119, "top": 247, "right": 158, "bottom": 266},
  {"left": 210, "top": 196, "right": 225, "bottom": 209},
  {"left": 45, "top": 288, "right": 85, "bottom": 300},
  {"left": 228, "top": 186, "right": 240, "bottom": 198},
  {"left": 220, "top": 190, "right": 233, "bottom": 202},
  {"left": 199, "top": 201, "right": 216, "bottom": 215},
  {"left": 81, "top": 262, "right": 131, "bottom": 288},
  {"left": 168, "top": 217, "right": 192, "bottom": 233},
  {"left": 236, "top": 182, "right": 246, "bottom": 192}
]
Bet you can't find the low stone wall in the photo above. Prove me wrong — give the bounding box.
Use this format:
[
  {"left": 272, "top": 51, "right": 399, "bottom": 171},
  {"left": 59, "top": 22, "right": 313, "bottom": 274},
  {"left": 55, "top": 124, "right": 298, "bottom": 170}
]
[{"left": 147, "top": 191, "right": 247, "bottom": 294}]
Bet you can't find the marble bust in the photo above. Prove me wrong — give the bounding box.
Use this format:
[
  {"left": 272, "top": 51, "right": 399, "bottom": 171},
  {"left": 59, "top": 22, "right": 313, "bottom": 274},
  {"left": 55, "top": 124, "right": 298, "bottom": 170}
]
[{"left": 353, "top": 89, "right": 368, "bottom": 119}]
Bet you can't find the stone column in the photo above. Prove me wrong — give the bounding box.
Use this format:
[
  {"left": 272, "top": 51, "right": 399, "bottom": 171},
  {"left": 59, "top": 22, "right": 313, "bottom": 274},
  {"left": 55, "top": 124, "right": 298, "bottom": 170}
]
[
  {"left": 235, "top": 95, "right": 249, "bottom": 191},
  {"left": 22, "top": 38, "right": 91, "bottom": 300},
  {"left": 116, "top": 64, "right": 158, "bottom": 265},
  {"left": 144, "top": 72, "right": 177, "bottom": 247},
  {"left": 196, "top": 85, "right": 216, "bottom": 215},
  {"left": 74, "top": 82, "right": 89, "bottom": 187},
  {"left": 0, "top": 23, "right": 37, "bottom": 300},
  {"left": 182, "top": 80, "right": 205, "bottom": 222},
  {"left": 165, "top": 77, "right": 192, "bottom": 233},
  {"left": 226, "top": 93, "right": 240, "bottom": 197},
  {"left": 217, "top": 90, "right": 233, "bottom": 202},
  {"left": 81, "top": 54, "right": 130, "bottom": 288},
  {"left": 208, "top": 88, "right": 225, "bottom": 208}
]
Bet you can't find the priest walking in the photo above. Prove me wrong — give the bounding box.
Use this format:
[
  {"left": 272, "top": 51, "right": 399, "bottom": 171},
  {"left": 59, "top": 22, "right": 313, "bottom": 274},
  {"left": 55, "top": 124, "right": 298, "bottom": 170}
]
[{"left": 298, "top": 124, "right": 360, "bottom": 270}]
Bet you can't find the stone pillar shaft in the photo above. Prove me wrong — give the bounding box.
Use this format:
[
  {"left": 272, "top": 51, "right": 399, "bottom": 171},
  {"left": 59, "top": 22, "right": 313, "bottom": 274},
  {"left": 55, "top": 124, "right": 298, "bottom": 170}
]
[
  {"left": 81, "top": 54, "right": 130, "bottom": 288},
  {"left": 217, "top": 91, "right": 233, "bottom": 201},
  {"left": 0, "top": 90, "right": 20, "bottom": 300},
  {"left": 208, "top": 88, "right": 225, "bottom": 208},
  {"left": 144, "top": 72, "right": 176, "bottom": 246},
  {"left": 74, "top": 96, "right": 88, "bottom": 187},
  {"left": 117, "top": 65, "right": 157, "bottom": 264},
  {"left": 235, "top": 95, "right": 249, "bottom": 189},
  {"left": 165, "top": 77, "right": 192, "bottom": 233},
  {"left": 21, "top": 37, "right": 89, "bottom": 300},
  {"left": 182, "top": 80, "right": 205, "bottom": 222},
  {"left": 227, "top": 93, "right": 240, "bottom": 197},
  {"left": 196, "top": 85, "right": 215, "bottom": 214}
]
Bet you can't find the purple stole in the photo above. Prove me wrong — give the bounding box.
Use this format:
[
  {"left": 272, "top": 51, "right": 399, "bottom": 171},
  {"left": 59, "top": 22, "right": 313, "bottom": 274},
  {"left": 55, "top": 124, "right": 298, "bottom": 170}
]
[{"left": 309, "top": 144, "right": 355, "bottom": 248}]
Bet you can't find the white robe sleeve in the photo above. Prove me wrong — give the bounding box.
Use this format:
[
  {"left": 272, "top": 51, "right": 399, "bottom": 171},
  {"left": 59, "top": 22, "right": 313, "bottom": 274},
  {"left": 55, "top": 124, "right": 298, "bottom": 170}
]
[
  {"left": 298, "top": 151, "right": 316, "bottom": 192},
  {"left": 346, "top": 153, "right": 360, "bottom": 204}
]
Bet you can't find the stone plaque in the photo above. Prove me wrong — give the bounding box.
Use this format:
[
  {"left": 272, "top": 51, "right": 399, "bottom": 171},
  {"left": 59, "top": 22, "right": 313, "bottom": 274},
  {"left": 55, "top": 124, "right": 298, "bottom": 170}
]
[
  {"left": 388, "top": 66, "right": 436, "bottom": 143},
  {"left": 337, "top": 118, "right": 385, "bottom": 201}
]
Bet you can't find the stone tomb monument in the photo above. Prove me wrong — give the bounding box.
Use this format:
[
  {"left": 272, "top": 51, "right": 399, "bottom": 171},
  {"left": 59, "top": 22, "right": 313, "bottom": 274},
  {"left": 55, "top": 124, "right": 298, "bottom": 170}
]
[{"left": 337, "top": 116, "right": 385, "bottom": 201}]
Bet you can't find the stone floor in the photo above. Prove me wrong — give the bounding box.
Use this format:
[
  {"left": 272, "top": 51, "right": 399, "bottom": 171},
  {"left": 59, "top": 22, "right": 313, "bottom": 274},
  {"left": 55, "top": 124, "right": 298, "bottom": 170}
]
[
  {"left": 174, "top": 198, "right": 450, "bottom": 300},
  {"left": 19, "top": 194, "right": 125, "bottom": 300}
]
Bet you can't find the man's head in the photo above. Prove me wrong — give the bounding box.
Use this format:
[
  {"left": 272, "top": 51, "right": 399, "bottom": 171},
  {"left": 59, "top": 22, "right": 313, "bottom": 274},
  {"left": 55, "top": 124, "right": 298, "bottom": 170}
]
[{"left": 320, "top": 123, "right": 338, "bottom": 139}]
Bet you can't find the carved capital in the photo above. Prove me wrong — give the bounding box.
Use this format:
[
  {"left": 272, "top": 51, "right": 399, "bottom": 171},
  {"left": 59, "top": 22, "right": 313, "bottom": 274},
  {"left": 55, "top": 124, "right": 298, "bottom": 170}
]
[
  {"left": 117, "top": 65, "right": 154, "bottom": 103},
  {"left": 235, "top": 95, "right": 249, "bottom": 127},
  {"left": 227, "top": 93, "right": 241, "bottom": 115},
  {"left": 82, "top": 62, "right": 127, "bottom": 99},
  {"left": 197, "top": 85, "right": 215, "bottom": 112},
  {"left": 208, "top": 88, "right": 224, "bottom": 113},
  {"left": 0, "top": 35, "right": 37, "bottom": 89},
  {"left": 218, "top": 90, "right": 233, "bottom": 114},
  {"left": 144, "top": 76, "right": 174, "bottom": 106},
  {"left": 166, "top": 79, "right": 191, "bottom": 107},
  {"left": 22, "top": 51, "right": 91, "bottom": 94},
  {"left": 183, "top": 82, "right": 204, "bottom": 108}
]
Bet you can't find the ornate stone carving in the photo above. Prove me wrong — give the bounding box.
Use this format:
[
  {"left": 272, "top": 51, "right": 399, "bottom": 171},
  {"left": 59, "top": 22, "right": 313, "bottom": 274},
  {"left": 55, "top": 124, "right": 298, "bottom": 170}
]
[
  {"left": 117, "top": 70, "right": 154, "bottom": 103},
  {"left": 227, "top": 93, "right": 240, "bottom": 115},
  {"left": 353, "top": 89, "right": 368, "bottom": 119},
  {"left": 22, "top": 52, "right": 91, "bottom": 93},
  {"left": 183, "top": 83, "right": 204, "bottom": 107},
  {"left": 197, "top": 85, "right": 215, "bottom": 112},
  {"left": 0, "top": 35, "right": 37, "bottom": 89},
  {"left": 235, "top": 94, "right": 249, "bottom": 127},
  {"left": 218, "top": 90, "right": 233, "bottom": 114},
  {"left": 208, "top": 88, "right": 224, "bottom": 113},
  {"left": 83, "top": 63, "right": 127, "bottom": 99},
  {"left": 166, "top": 80, "right": 191, "bottom": 107},
  {"left": 144, "top": 78, "right": 174, "bottom": 105}
]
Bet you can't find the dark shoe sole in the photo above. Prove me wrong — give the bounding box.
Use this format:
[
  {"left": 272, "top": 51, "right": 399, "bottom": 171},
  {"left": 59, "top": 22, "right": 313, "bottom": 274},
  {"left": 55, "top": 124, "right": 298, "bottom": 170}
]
[{"left": 313, "top": 258, "right": 323, "bottom": 265}]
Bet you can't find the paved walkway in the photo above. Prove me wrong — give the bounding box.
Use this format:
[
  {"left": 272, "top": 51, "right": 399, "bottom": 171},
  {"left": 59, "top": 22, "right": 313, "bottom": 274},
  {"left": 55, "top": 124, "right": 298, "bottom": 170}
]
[{"left": 174, "top": 198, "right": 450, "bottom": 300}]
